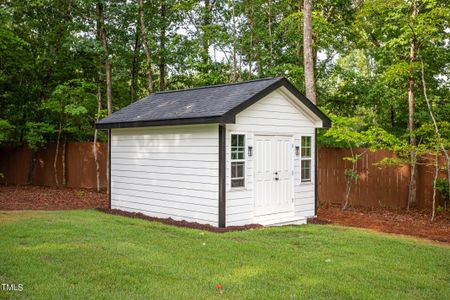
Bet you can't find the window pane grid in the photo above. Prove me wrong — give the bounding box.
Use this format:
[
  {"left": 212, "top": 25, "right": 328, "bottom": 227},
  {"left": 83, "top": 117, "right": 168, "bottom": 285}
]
[
  {"left": 301, "top": 160, "right": 311, "bottom": 182},
  {"left": 300, "top": 136, "right": 312, "bottom": 183},
  {"left": 301, "top": 136, "right": 312, "bottom": 158},
  {"left": 231, "top": 134, "right": 245, "bottom": 188}
]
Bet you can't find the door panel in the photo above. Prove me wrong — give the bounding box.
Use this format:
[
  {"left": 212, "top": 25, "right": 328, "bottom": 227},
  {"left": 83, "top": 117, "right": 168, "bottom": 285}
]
[{"left": 254, "top": 135, "right": 293, "bottom": 216}]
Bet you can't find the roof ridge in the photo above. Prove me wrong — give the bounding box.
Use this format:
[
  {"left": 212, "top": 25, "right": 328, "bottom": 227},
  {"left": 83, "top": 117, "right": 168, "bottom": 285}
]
[{"left": 153, "top": 77, "right": 283, "bottom": 95}]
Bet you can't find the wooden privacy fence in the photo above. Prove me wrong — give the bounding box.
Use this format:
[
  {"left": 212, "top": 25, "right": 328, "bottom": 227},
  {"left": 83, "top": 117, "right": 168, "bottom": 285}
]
[
  {"left": 0, "top": 143, "right": 446, "bottom": 209},
  {"left": 0, "top": 142, "right": 108, "bottom": 189},
  {"left": 318, "top": 148, "right": 447, "bottom": 209}
]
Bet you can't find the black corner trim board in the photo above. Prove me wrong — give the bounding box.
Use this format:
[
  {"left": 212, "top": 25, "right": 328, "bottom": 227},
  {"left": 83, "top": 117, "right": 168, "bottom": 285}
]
[
  {"left": 108, "top": 129, "right": 112, "bottom": 209},
  {"left": 94, "top": 77, "right": 331, "bottom": 129},
  {"left": 218, "top": 124, "right": 226, "bottom": 227},
  {"left": 314, "top": 128, "right": 318, "bottom": 216}
]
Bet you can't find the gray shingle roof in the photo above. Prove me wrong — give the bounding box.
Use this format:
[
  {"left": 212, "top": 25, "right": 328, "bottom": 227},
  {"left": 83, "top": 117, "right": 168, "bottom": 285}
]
[{"left": 95, "top": 77, "right": 331, "bottom": 129}]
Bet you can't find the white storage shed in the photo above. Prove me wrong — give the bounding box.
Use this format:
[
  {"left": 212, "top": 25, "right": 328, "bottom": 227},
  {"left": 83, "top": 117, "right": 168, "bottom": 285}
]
[{"left": 96, "top": 77, "right": 331, "bottom": 227}]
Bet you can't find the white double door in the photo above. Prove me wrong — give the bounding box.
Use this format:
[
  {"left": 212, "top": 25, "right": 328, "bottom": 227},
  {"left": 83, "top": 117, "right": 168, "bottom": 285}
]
[{"left": 254, "top": 135, "right": 294, "bottom": 216}]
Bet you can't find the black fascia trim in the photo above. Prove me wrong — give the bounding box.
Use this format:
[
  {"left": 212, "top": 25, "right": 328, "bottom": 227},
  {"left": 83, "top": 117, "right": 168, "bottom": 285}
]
[
  {"left": 281, "top": 79, "right": 331, "bottom": 128},
  {"left": 218, "top": 124, "right": 226, "bottom": 228},
  {"left": 95, "top": 115, "right": 234, "bottom": 130},
  {"left": 223, "top": 77, "right": 331, "bottom": 128},
  {"left": 222, "top": 78, "right": 285, "bottom": 120},
  {"left": 108, "top": 129, "right": 112, "bottom": 209}
]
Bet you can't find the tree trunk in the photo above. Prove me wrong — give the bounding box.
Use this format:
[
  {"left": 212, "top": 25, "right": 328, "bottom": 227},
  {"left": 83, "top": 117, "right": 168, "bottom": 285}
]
[
  {"left": 431, "top": 152, "right": 439, "bottom": 222},
  {"left": 303, "top": 0, "right": 316, "bottom": 104},
  {"left": 268, "top": 0, "right": 273, "bottom": 67},
  {"left": 231, "top": 2, "right": 238, "bottom": 82},
  {"left": 93, "top": 130, "right": 100, "bottom": 192},
  {"left": 159, "top": 2, "right": 166, "bottom": 91},
  {"left": 62, "top": 137, "right": 67, "bottom": 186},
  {"left": 342, "top": 147, "right": 356, "bottom": 210},
  {"left": 420, "top": 59, "right": 450, "bottom": 204},
  {"left": 97, "top": 2, "right": 111, "bottom": 195},
  {"left": 296, "top": 0, "right": 303, "bottom": 66},
  {"left": 202, "top": 0, "right": 211, "bottom": 67},
  {"left": 138, "top": 0, "right": 153, "bottom": 95},
  {"left": 248, "top": 3, "right": 254, "bottom": 77},
  {"left": 94, "top": 71, "right": 102, "bottom": 192},
  {"left": 54, "top": 122, "right": 62, "bottom": 186},
  {"left": 97, "top": 2, "right": 112, "bottom": 115},
  {"left": 41, "top": 0, "right": 73, "bottom": 94},
  {"left": 407, "top": 154, "right": 417, "bottom": 210},
  {"left": 130, "top": 19, "right": 140, "bottom": 102},
  {"left": 407, "top": 0, "right": 417, "bottom": 209},
  {"left": 94, "top": 3, "right": 103, "bottom": 193}
]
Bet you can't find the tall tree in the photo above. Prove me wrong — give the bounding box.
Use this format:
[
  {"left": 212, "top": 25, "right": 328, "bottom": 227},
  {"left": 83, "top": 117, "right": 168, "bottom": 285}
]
[
  {"left": 97, "top": 2, "right": 112, "bottom": 115},
  {"left": 159, "top": 1, "right": 167, "bottom": 91},
  {"left": 130, "top": 20, "right": 140, "bottom": 102},
  {"left": 421, "top": 59, "right": 450, "bottom": 209},
  {"left": 93, "top": 10, "right": 104, "bottom": 193},
  {"left": 201, "top": 0, "right": 212, "bottom": 67},
  {"left": 407, "top": 0, "right": 417, "bottom": 208},
  {"left": 231, "top": 0, "right": 238, "bottom": 82},
  {"left": 303, "top": 0, "right": 316, "bottom": 104},
  {"left": 138, "top": 0, "right": 154, "bottom": 95}
]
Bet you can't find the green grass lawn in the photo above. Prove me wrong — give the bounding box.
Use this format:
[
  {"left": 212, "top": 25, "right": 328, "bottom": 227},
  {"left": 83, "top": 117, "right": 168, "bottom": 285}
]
[{"left": 0, "top": 210, "right": 449, "bottom": 299}]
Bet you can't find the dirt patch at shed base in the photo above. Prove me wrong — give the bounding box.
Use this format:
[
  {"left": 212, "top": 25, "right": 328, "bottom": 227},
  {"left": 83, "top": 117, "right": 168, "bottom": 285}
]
[{"left": 97, "top": 208, "right": 263, "bottom": 233}]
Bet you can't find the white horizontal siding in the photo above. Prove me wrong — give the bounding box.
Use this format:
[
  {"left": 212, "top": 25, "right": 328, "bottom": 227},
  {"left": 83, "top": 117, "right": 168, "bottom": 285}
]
[
  {"left": 111, "top": 124, "right": 219, "bottom": 225},
  {"left": 226, "top": 89, "right": 317, "bottom": 225},
  {"left": 112, "top": 158, "right": 216, "bottom": 169}
]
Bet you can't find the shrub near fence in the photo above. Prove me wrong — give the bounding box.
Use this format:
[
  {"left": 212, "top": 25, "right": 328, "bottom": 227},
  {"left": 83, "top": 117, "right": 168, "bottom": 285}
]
[{"left": 0, "top": 143, "right": 446, "bottom": 209}]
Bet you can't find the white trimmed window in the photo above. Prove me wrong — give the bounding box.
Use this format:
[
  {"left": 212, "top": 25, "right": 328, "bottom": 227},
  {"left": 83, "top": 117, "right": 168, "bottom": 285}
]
[
  {"left": 231, "top": 134, "right": 245, "bottom": 188},
  {"left": 301, "top": 136, "right": 312, "bottom": 182}
]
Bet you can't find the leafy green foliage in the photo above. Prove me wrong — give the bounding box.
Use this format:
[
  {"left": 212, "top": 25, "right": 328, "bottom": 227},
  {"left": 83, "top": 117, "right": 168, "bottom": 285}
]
[
  {"left": 24, "top": 122, "right": 55, "bottom": 151},
  {"left": 435, "top": 178, "right": 449, "bottom": 201},
  {"left": 344, "top": 168, "right": 360, "bottom": 182},
  {"left": 0, "top": 119, "right": 14, "bottom": 143},
  {"left": 42, "top": 79, "right": 96, "bottom": 140},
  {"left": 0, "top": 0, "right": 447, "bottom": 153}
]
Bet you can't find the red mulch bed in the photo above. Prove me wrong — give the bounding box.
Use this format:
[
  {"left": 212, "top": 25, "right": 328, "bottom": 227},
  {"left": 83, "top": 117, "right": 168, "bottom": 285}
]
[
  {"left": 97, "top": 208, "right": 263, "bottom": 233},
  {"left": 2, "top": 185, "right": 449, "bottom": 240},
  {"left": 0, "top": 185, "right": 108, "bottom": 210},
  {"left": 314, "top": 204, "right": 450, "bottom": 243}
]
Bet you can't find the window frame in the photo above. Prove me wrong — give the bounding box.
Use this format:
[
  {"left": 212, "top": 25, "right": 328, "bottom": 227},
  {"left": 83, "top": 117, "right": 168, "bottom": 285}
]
[
  {"left": 300, "top": 135, "right": 313, "bottom": 183},
  {"left": 230, "top": 133, "right": 246, "bottom": 189}
]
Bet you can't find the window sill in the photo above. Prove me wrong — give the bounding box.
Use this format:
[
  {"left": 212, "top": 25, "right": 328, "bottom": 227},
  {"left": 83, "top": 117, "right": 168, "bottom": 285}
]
[
  {"left": 298, "top": 181, "right": 314, "bottom": 186},
  {"left": 229, "top": 187, "right": 247, "bottom": 192}
]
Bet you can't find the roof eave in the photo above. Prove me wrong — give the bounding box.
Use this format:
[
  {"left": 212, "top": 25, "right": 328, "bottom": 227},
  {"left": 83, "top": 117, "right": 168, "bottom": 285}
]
[{"left": 95, "top": 115, "right": 234, "bottom": 130}]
